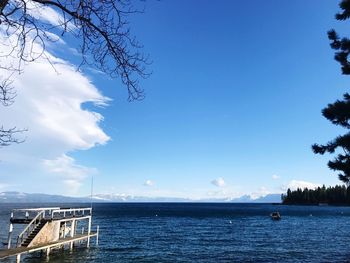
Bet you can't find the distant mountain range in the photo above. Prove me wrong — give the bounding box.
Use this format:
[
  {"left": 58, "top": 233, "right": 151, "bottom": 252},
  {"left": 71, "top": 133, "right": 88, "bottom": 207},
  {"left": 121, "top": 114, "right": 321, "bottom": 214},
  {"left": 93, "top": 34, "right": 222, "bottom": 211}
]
[
  {"left": 0, "top": 191, "right": 91, "bottom": 203},
  {"left": 0, "top": 191, "right": 282, "bottom": 203}
]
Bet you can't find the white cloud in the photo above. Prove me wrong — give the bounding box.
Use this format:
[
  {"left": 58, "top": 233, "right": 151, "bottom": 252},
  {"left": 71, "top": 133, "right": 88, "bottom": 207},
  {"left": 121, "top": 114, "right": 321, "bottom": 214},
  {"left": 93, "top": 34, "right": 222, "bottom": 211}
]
[
  {"left": 43, "top": 154, "right": 97, "bottom": 194},
  {"left": 62, "top": 179, "right": 84, "bottom": 195},
  {"left": 207, "top": 189, "right": 227, "bottom": 197},
  {"left": 272, "top": 174, "right": 280, "bottom": 180},
  {"left": 143, "top": 180, "right": 154, "bottom": 187},
  {"left": 0, "top": 26, "right": 109, "bottom": 195},
  {"left": 26, "top": 1, "right": 75, "bottom": 30},
  {"left": 281, "top": 180, "right": 320, "bottom": 191},
  {"left": 43, "top": 31, "right": 66, "bottom": 45},
  {"left": 0, "top": 184, "right": 11, "bottom": 191},
  {"left": 250, "top": 186, "right": 271, "bottom": 200},
  {"left": 211, "top": 177, "right": 226, "bottom": 187}
]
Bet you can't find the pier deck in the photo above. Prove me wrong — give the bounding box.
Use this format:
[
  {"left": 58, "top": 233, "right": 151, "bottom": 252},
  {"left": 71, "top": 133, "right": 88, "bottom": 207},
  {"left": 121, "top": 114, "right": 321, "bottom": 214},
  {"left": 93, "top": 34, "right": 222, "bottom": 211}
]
[
  {"left": 0, "top": 232, "right": 98, "bottom": 260},
  {"left": 2, "top": 207, "right": 99, "bottom": 262}
]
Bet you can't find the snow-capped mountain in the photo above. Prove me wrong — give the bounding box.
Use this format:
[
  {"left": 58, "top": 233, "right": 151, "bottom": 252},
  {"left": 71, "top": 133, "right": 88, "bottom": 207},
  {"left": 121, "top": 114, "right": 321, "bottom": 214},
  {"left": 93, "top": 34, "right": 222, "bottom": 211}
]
[{"left": 0, "top": 191, "right": 282, "bottom": 203}]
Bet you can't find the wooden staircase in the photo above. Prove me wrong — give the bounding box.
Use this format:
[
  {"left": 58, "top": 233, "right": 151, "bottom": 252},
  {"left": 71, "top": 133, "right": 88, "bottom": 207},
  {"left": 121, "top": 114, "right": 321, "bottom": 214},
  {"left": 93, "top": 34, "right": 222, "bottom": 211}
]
[{"left": 21, "top": 220, "right": 47, "bottom": 247}]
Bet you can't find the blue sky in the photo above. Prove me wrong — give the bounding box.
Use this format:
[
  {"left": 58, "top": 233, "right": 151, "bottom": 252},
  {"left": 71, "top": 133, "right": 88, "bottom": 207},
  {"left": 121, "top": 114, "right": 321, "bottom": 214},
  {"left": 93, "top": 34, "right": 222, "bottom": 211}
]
[{"left": 1, "top": 0, "right": 349, "bottom": 199}]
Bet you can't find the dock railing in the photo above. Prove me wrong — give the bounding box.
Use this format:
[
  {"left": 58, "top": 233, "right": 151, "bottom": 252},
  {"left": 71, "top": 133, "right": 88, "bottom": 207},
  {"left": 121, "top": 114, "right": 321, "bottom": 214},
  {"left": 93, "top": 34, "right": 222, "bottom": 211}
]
[
  {"left": 16, "top": 210, "right": 45, "bottom": 247},
  {"left": 51, "top": 208, "right": 92, "bottom": 219},
  {"left": 11, "top": 207, "right": 60, "bottom": 220},
  {"left": 10, "top": 207, "right": 93, "bottom": 248}
]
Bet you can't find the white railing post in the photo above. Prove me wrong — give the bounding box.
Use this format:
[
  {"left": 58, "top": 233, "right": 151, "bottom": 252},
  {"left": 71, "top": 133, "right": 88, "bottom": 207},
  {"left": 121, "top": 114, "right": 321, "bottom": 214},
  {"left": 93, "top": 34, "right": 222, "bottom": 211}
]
[
  {"left": 64, "top": 222, "right": 67, "bottom": 238},
  {"left": 46, "top": 247, "right": 50, "bottom": 260},
  {"left": 87, "top": 216, "right": 91, "bottom": 248},
  {"left": 96, "top": 225, "right": 99, "bottom": 246},
  {"left": 70, "top": 219, "right": 75, "bottom": 250},
  {"left": 7, "top": 223, "right": 13, "bottom": 249}
]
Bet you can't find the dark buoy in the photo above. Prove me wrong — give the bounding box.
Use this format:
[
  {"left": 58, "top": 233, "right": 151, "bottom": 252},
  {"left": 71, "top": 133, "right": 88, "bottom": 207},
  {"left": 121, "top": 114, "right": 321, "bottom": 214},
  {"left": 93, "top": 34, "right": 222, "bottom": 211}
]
[{"left": 270, "top": 212, "right": 281, "bottom": 220}]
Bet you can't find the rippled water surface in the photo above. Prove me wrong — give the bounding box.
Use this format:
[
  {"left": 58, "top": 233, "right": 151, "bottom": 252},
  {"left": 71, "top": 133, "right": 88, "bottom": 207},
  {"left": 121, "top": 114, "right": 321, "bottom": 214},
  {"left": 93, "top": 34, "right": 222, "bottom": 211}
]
[{"left": 1, "top": 203, "right": 350, "bottom": 262}]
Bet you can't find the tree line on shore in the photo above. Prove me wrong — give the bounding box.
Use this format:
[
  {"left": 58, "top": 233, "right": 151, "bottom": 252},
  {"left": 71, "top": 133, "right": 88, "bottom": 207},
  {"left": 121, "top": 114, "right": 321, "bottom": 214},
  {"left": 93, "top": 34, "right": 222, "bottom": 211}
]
[
  {"left": 283, "top": 1, "right": 350, "bottom": 206},
  {"left": 282, "top": 185, "right": 350, "bottom": 205}
]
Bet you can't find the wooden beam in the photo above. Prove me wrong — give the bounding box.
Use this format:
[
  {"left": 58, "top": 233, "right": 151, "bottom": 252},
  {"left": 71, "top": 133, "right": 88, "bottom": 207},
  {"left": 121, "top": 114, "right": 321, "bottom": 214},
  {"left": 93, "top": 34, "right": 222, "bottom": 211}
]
[{"left": 0, "top": 233, "right": 98, "bottom": 260}]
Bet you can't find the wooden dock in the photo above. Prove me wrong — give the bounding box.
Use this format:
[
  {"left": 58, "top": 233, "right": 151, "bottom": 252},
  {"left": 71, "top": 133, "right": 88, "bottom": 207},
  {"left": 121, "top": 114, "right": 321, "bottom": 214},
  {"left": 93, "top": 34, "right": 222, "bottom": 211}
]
[
  {"left": 0, "top": 232, "right": 98, "bottom": 261},
  {"left": 0, "top": 207, "right": 99, "bottom": 262}
]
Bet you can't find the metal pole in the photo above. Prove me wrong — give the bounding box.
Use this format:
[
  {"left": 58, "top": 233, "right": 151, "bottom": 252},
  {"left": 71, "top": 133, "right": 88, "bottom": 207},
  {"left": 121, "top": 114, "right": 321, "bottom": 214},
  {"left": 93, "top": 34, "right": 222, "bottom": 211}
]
[{"left": 90, "top": 176, "right": 94, "bottom": 210}]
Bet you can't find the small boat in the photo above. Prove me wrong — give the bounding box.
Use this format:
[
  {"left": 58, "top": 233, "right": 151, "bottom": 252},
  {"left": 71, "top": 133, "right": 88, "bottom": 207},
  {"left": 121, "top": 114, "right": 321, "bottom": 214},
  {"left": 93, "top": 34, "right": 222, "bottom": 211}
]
[{"left": 270, "top": 212, "right": 281, "bottom": 220}]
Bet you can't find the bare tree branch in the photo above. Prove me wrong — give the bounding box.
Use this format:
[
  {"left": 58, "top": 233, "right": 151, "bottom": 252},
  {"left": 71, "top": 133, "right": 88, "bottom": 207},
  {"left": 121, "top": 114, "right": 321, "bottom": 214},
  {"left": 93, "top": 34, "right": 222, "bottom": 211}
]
[
  {"left": 0, "top": 0, "right": 9, "bottom": 14},
  {"left": 0, "top": 76, "right": 16, "bottom": 106},
  {"left": 0, "top": 0, "right": 150, "bottom": 147},
  {"left": 1, "top": 0, "right": 149, "bottom": 101},
  {"left": 0, "top": 126, "right": 27, "bottom": 147}
]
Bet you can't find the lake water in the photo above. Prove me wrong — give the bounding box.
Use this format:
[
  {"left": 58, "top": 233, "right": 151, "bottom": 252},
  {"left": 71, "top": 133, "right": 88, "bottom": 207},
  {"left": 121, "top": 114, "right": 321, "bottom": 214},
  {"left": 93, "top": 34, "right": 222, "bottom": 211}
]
[{"left": 1, "top": 203, "right": 350, "bottom": 262}]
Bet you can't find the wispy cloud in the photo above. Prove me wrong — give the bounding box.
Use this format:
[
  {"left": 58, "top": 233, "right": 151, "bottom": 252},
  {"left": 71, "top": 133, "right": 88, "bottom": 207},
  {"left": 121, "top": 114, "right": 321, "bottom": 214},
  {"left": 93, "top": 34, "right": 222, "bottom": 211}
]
[
  {"left": 26, "top": 0, "right": 75, "bottom": 30},
  {"left": 143, "top": 180, "right": 154, "bottom": 187},
  {"left": 250, "top": 186, "right": 270, "bottom": 200},
  {"left": 0, "top": 20, "right": 109, "bottom": 194},
  {"left": 0, "top": 184, "right": 12, "bottom": 191},
  {"left": 43, "top": 154, "right": 97, "bottom": 195},
  {"left": 272, "top": 174, "right": 280, "bottom": 180},
  {"left": 211, "top": 177, "right": 226, "bottom": 187}
]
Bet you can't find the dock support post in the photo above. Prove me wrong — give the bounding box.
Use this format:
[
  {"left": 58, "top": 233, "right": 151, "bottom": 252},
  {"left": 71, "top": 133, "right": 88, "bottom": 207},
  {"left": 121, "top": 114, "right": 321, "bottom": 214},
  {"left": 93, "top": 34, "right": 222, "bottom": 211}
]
[
  {"left": 16, "top": 254, "right": 21, "bottom": 263},
  {"left": 46, "top": 247, "right": 50, "bottom": 257},
  {"left": 74, "top": 220, "right": 78, "bottom": 236},
  {"left": 64, "top": 222, "right": 67, "bottom": 238},
  {"left": 96, "top": 225, "right": 99, "bottom": 246},
  {"left": 71, "top": 219, "right": 76, "bottom": 237},
  {"left": 87, "top": 216, "right": 91, "bottom": 248},
  {"left": 70, "top": 219, "right": 76, "bottom": 250},
  {"left": 7, "top": 223, "right": 13, "bottom": 249}
]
